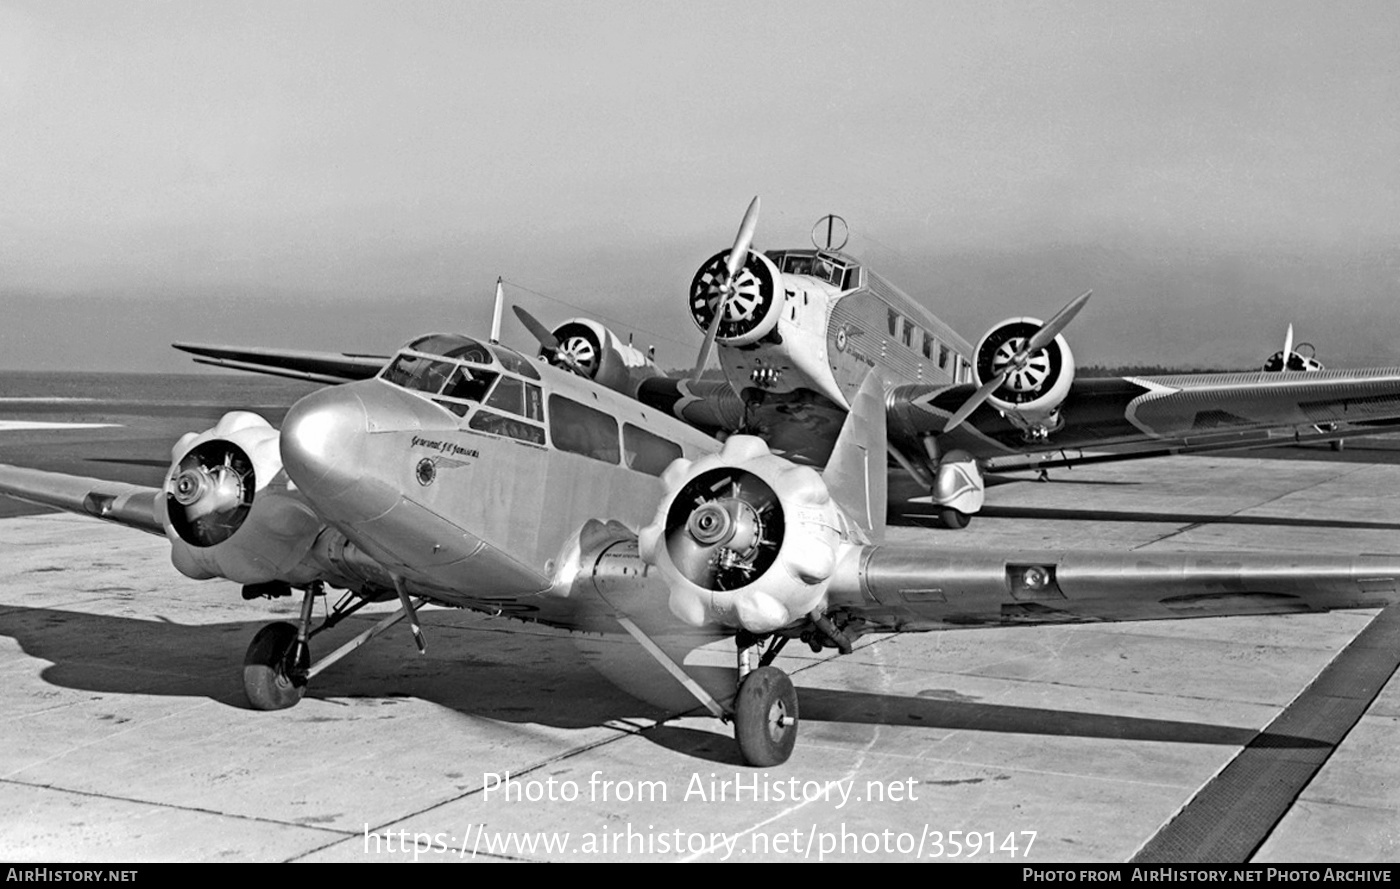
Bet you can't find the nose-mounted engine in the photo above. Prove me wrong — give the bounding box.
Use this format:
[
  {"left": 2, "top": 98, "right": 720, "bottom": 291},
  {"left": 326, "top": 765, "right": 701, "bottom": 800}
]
[
  {"left": 973, "top": 317, "right": 1076, "bottom": 435},
  {"left": 688, "top": 249, "right": 784, "bottom": 347},
  {"left": 164, "top": 411, "right": 323, "bottom": 585},
  {"left": 638, "top": 435, "right": 844, "bottom": 634}
]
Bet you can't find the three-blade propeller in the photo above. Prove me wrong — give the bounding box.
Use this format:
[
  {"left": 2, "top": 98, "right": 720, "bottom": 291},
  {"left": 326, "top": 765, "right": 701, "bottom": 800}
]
[
  {"left": 942, "top": 290, "right": 1092, "bottom": 433},
  {"left": 690, "top": 196, "right": 761, "bottom": 384},
  {"left": 512, "top": 304, "right": 593, "bottom": 377}
]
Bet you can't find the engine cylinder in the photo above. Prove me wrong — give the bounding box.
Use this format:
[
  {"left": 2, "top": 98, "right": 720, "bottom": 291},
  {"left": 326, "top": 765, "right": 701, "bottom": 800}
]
[
  {"left": 973, "top": 317, "right": 1075, "bottom": 419},
  {"left": 688, "top": 250, "right": 784, "bottom": 347},
  {"left": 163, "top": 412, "right": 324, "bottom": 585},
  {"left": 638, "top": 435, "right": 843, "bottom": 633},
  {"left": 540, "top": 318, "right": 658, "bottom": 396}
]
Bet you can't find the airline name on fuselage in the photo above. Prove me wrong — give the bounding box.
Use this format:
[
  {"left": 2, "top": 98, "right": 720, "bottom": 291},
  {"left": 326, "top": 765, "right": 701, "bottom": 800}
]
[{"left": 411, "top": 435, "right": 479, "bottom": 459}]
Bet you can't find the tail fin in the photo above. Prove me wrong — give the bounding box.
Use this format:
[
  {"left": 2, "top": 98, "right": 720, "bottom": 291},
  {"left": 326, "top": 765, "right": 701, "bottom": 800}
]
[{"left": 821, "top": 370, "right": 888, "bottom": 543}]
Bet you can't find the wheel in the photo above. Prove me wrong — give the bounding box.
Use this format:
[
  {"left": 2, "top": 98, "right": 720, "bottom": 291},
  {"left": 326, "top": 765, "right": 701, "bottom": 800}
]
[
  {"left": 937, "top": 506, "right": 971, "bottom": 529},
  {"left": 243, "top": 621, "right": 310, "bottom": 710},
  {"left": 733, "top": 666, "right": 798, "bottom": 766}
]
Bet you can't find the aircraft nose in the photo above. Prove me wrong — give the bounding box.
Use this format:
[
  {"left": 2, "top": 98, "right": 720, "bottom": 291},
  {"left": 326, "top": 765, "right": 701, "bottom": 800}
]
[{"left": 280, "top": 386, "right": 370, "bottom": 500}]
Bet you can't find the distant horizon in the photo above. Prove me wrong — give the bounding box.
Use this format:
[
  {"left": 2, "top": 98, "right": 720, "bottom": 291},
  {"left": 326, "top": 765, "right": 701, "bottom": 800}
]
[{"left": 3, "top": 2, "right": 1396, "bottom": 373}]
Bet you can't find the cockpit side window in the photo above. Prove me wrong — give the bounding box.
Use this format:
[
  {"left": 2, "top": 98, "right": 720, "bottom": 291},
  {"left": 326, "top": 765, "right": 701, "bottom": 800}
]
[
  {"left": 486, "top": 376, "right": 525, "bottom": 415},
  {"left": 442, "top": 366, "right": 498, "bottom": 403},
  {"left": 382, "top": 354, "right": 454, "bottom": 395}
]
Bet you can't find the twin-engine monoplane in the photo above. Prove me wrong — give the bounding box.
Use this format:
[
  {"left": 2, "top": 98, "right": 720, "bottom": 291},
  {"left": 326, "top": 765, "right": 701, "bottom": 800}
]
[{"left": 5, "top": 310, "right": 1400, "bottom": 764}]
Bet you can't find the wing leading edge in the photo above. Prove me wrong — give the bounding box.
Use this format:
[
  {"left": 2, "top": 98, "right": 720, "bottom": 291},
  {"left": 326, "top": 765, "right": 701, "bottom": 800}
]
[
  {"left": 826, "top": 545, "right": 1400, "bottom": 633},
  {"left": 0, "top": 464, "right": 164, "bottom": 536}
]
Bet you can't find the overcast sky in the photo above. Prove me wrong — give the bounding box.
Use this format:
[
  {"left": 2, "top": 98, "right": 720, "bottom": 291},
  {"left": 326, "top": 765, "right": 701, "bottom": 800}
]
[{"left": 1, "top": 0, "right": 1396, "bottom": 371}]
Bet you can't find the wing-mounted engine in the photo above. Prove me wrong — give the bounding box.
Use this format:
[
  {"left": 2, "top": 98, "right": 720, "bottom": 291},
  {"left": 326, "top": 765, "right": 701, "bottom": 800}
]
[
  {"left": 638, "top": 435, "right": 850, "bottom": 634},
  {"left": 542, "top": 318, "right": 659, "bottom": 395},
  {"left": 164, "top": 411, "right": 324, "bottom": 585},
  {"left": 973, "top": 317, "right": 1076, "bottom": 435},
  {"left": 688, "top": 249, "right": 784, "bottom": 347}
]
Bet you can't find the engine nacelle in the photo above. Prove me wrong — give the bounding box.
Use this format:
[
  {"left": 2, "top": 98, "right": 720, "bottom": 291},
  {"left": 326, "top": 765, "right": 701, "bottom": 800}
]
[
  {"left": 688, "top": 249, "right": 784, "bottom": 347},
  {"left": 973, "top": 317, "right": 1076, "bottom": 425},
  {"left": 541, "top": 318, "right": 660, "bottom": 396},
  {"left": 164, "top": 411, "right": 324, "bottom": 585},
  {"left": 638, "top": 435, "right": 843, "bottom": 634}
]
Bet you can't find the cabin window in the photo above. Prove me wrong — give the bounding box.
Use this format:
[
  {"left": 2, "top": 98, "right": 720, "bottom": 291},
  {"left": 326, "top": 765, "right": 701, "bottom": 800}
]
[
  {"left": 939, "top": 344, "right": 950, "bottom": 370},
  {"left": 623, "top": 424, "right": 682, "bottom": 476},
  {"left": 921, "top": 335, "right": 934, "bottom": 360},
  {"left": 469, "top": 410, "right": 546, "bottom": 445},
  {"left": 441, "top": 366, "right": 497, "bottom": 403},
  {"left": 887, "top": 309, "right": 899, "bottom": 337},
  {"left": 548, "top": 395, "right": 621, "bottom": 464},
  {"left": 902, "top": 323, "right": 915, "bottom": 349},
  {"left": 382, "top": 354, "right": 454, "bottom": 395}
]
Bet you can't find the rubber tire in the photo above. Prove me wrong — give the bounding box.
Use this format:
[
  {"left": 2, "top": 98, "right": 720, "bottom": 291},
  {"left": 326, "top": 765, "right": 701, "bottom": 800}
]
[
  {"left": 734, "top": 666, "right": 798, "bottom": 767},
  {"left": 243, "top": 621, "right": 310, "bottom": 711},
  {"left": 938, "top": 507, "right": 971, "bottom": 530}
]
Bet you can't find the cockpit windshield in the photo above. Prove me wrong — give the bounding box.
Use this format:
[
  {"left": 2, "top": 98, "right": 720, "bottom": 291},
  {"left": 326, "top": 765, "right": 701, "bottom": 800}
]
[
  {"left": 405, "top": 334, "right": 494, "bottom": 364},
  {"left": 769, "top": 251, "right": 858, "bottom": 290}
]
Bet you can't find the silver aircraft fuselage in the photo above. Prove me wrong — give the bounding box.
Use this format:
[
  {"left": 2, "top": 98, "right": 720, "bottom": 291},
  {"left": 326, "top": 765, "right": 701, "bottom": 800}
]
[{"left": 277, "top": 334, "right": 717, "bottom": 624}]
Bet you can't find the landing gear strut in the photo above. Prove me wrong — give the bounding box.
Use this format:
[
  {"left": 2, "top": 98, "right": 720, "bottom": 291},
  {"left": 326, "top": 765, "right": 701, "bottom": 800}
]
[{"left": 241, "top": 580, "right": 425, "bottom": 711}]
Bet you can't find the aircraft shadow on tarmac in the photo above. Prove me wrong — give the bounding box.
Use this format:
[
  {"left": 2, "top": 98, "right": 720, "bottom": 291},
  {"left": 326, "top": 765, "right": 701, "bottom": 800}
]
[{"left": 0, "top": 605, "right": 1328, "bottom": 767}]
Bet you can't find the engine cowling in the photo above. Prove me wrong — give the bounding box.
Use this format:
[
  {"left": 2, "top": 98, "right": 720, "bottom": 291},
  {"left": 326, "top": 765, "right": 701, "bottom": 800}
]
[
  {"left": 164, "top": 411, "right": 324, "bottom": 585},
  {"left": 688, "top": 249, "right": 784, "bottom": 347},
  {"left": 638, "top": 435, "right": 843, "bottom": 634},
  {"left": 973, "top": 317, "right": 1076, "bottom": 422},
  {"left": 539, "top": 318, "right": 659, "bottom": 396}
]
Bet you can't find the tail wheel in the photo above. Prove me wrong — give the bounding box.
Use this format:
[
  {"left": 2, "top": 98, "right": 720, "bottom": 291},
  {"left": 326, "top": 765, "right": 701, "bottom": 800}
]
[
  {"left": 243, "top": 621, "right": 309, "bottom": 711},
  {"left": 733, "top": 666, "right": 798, "bottom": 766},
  {"left": 938, "top": 507, "right": 971, "bottom": 530}
]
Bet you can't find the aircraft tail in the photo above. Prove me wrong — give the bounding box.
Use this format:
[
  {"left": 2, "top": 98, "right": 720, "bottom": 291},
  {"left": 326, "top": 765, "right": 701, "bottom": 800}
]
[{"left": 821, "top": 370, "right": 888, "bottom": 543}]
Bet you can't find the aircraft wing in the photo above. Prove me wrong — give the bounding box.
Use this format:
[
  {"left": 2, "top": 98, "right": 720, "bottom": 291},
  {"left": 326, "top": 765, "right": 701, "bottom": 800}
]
[
  {"left": 890, "top": 368, "right": 1400, "bottom": 463},
  {"left": 826, "top": 545, "right": 1400, "bottom": 632},
  {"left": 0, "top": 464, "right": 164, "bottom": 537},
  {"left": 172, "top": 342, "right": 387, "bottom": 385}
]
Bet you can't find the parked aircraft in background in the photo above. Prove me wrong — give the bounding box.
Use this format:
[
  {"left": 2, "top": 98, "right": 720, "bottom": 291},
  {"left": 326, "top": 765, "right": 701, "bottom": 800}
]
[
  {"left": 6, "top": 326, "right": 1400, "bottom": 765},
  {"left": 176, "top": 199, "right": 1400, "bottom": 529},
  {"left": 1263, "top": 324, "right": 1325, "bottom": 373}
]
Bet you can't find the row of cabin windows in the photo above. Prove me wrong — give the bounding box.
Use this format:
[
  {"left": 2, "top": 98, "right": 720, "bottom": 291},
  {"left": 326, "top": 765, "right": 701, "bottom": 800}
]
[
  {"left": 547, "top": 395, "right": 683, "bottom": 475},
  {"left": 887, "top": 310, "right": 973, "bottom": 382},
  {"left": 385, "top": 353, "right": 685, "bottom": 475}
]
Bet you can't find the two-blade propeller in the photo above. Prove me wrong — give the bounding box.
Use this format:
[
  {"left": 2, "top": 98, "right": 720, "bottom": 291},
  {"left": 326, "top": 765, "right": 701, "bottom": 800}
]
[
  {"left": 690, "top": 196, "right": 761, "bottom": 384},
  {"left": 943, "top": 290, "right": 1092, "bottom": 433},
  {"left": 511, "top": 304, "right": 596, "bottom": 377}
]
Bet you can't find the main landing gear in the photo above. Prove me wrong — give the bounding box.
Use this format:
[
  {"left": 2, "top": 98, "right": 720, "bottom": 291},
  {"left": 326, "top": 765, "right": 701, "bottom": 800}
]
[
  {"left": 733, "top": 634, "right": 798, "bottom": 766},
  {"left": 614, "top": 617, "right": 804, "bottom": 766},
  {"left": 241, "top": 580, "right": 427, "bottom": 711}
]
